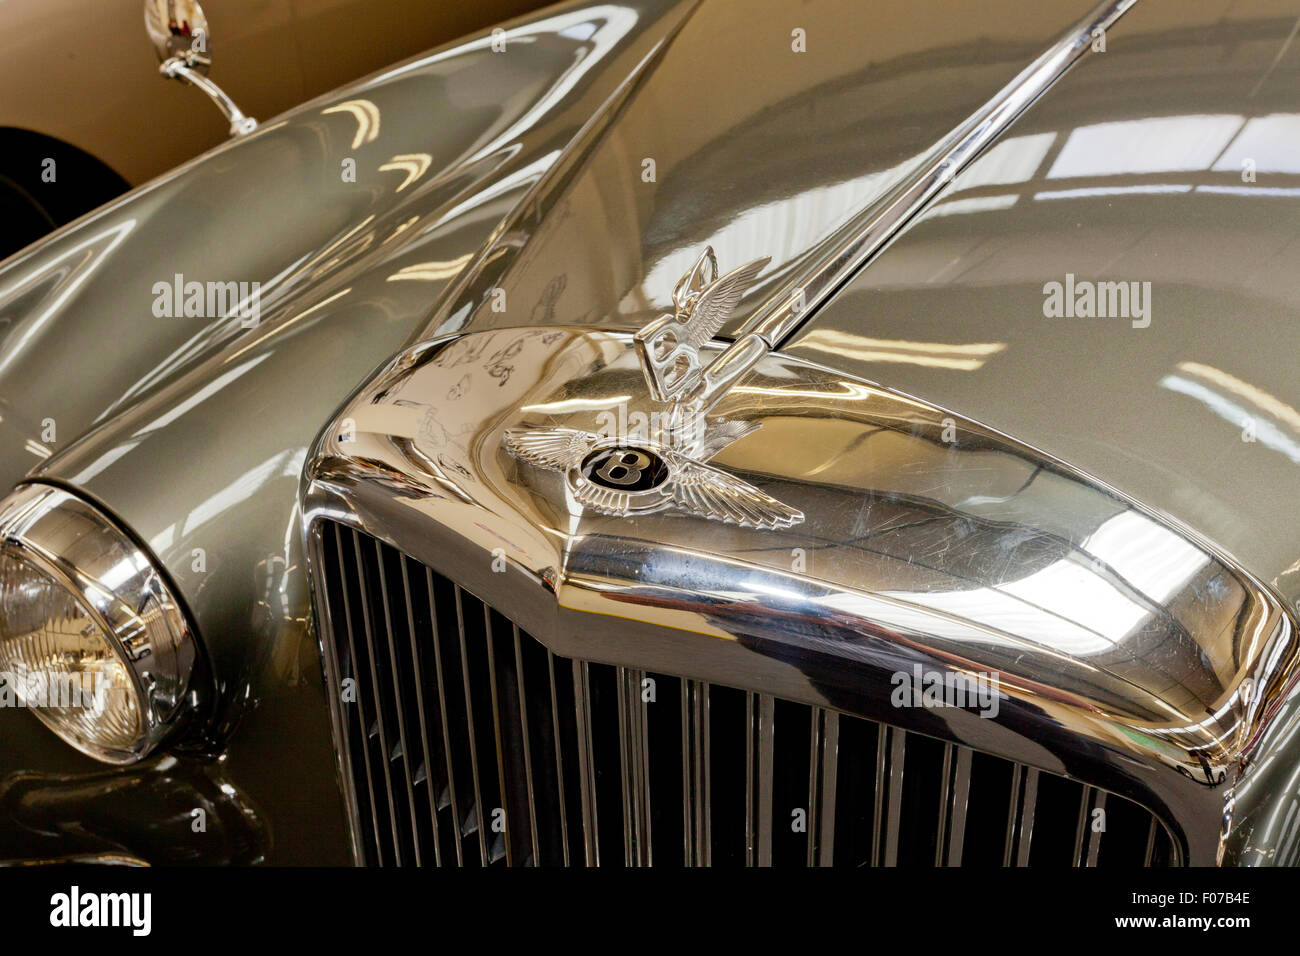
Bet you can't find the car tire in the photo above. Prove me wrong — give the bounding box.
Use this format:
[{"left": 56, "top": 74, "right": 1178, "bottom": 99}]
[{"left": 0, "top": 129, "right": 130, "bottom": 262}]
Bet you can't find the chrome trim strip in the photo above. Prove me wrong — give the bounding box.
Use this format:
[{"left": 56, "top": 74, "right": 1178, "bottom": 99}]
[
  {"left": 657, "top": 1, "right": 1146, "bottom": 416},
  {"left": 748, "top": 0, "right": 1142, "bottom": 350}
]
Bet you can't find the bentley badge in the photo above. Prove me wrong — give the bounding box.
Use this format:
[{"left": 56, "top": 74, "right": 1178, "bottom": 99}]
[{"left": 503, "top": 246, "right": 803, "bottom": 529}]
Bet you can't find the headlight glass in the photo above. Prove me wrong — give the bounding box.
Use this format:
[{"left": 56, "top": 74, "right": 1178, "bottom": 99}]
[{"left": 0, "top": 485, "right": 202, "bottom": 763}]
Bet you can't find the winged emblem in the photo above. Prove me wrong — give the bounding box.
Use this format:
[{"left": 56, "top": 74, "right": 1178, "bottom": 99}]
[
  {"left": 633, "top": 247, "right": 770, "bottom": 404},
  {"left": 503, "top": 426, "right": 802, "bottom": 530},
  {"left": 502, "top": 246, "right": 803, "bottom": 529}
]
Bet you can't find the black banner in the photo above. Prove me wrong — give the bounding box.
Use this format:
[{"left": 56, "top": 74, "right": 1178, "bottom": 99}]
[{"left": 0, "top": 865, "right": 1290, "bottom": 943}]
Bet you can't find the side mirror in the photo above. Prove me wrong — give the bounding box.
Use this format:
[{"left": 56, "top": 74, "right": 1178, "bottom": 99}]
[
  {"left": 145, "top": 0, "right": 256, "bottom": 137},
  {"left": 144, "top": 0, "right": 212, "bottom": 73}
]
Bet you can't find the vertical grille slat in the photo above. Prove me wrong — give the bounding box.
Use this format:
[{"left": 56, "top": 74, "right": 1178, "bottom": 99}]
[
  {"left": 512, "top": 628, "right": 541, "bottom": 865},
  {"left": 482, "top": 605, "right": 514, "bottom": 865},
  {"left": 944, "top": 746, "right": 973, "bottom": 866},
  {"left": 754, "top": 694, "right": 775, "bottom": 867},
  {"left": 744, "top": 692, "right": 755, "bottom": 866},
  {"left": 936, "top": 743, "right": 954, "bottom": 867},
  {"left": 397, "top": 557, "right": 443, "bottom": 867},
  {"left": 372, "top": 540, "right": 422, "bottom": 865},
  {"left": 806, "top": 709, "right": 823, "bottom": 868},
  {"left": 878, "top": 728, "right": 909, "bottom": 868},
  {"left": 322, "top": 524, "right": 386, "bottom": 864},
  {"left": 1072, "top": 786, "right": 1093, "bottom": 867},
  {"left": 424, "top": 567, "right": 464, "bottom": 867},
  {"left": 573, "top": 660, "right": 599, "bottom": 866},
  {"left": 348, "top": 531, "right": 404, "bottom": 866},
  {"left": 546, "top": 650, "right": 573, "bottom": 866},
  {"left": 680, "top": 680, "right": 711, "bottom": 866},
  {"left": 452, "top": 588, "right": 490, "bottom": 866},
  {"left": 1016, "top": 768, "right": 1040, "bottom": 867},
  {"left": 616, "top": 667, "right": 652, "bottom": 865},
  {"left": 315, "top": 522, "right": 1179, "bottom": 868},
  {"left": 817, "top": 711, "right": 839, "bottom": 867}
]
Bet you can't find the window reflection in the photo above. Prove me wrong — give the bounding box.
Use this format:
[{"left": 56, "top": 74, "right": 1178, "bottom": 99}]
[{"left": 1048, "top": 114, "right": 1244, "bottom": 178}]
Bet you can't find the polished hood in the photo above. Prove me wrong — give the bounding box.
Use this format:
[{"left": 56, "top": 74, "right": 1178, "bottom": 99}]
[
  {"left": 788, "top": 0, "right": 1300, "bottom": 598},
  {"left": 433, "top": 0, "right": 1300, "bottom": 598}
]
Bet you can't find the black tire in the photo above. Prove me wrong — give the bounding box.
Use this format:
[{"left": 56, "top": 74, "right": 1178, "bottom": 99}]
[{"left": 0, "top": 129, "right": 130, "bottom": 262}]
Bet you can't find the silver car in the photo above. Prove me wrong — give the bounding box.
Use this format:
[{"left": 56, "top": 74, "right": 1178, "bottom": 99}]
[{"left": 0, "top": 0, "right": 1297, "bottom": 869}]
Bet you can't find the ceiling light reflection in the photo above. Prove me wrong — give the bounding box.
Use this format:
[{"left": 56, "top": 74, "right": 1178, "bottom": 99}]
[
  {"left": 1177, "top": 362, "right": 1300, "bottom": 433},
  {"left": 1035, "top": 184, "right": 1192, "bottom": 200},
  {"left": 1162, "top": 375, "right": 1300, "bottom": 464},
  {"left": 379, "top": 153, "right": 433, "bottom": 192},
  {"left": 322, "top": 99, "right": 381, "bottom": 149},
  {"left": 386, "top": 254, "right": 474, "bottom": 282},
  {"left": 796, "top": 331, "right": 1005, "bottom": 371},
  {"left": 1083, "top": 510, "right": 1209, "bottom": 604}
]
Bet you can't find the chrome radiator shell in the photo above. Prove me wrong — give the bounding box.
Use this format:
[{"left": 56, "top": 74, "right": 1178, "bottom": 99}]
[{"left": 303, "top": 327, "right": 1300, "bottom": 866}]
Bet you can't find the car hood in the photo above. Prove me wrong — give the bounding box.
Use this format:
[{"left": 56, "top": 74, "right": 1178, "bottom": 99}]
[
  {"left": 787, "top": 0, "right": 1300, "bottom": 600},
  {"left": 435, "top": 0, "right": 1300, "bottom": 602}
]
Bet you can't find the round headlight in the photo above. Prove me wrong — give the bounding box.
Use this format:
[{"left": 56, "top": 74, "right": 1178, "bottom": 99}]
[{"left": 0, "top": 484, "right": 203, "bottom": 763}]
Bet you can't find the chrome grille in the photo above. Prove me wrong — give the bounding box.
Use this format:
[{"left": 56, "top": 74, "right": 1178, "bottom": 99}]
[{"left": 314, "top": 521, "right": 1176, "bottom": 867}]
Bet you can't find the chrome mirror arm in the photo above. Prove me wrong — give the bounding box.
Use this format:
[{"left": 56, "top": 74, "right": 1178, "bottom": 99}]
[{"left": 159, "top": 56, "right": 257, "bottom": 137}]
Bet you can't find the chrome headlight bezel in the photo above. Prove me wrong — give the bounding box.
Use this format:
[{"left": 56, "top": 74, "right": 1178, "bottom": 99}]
[{"left": 0, "top": 483, "right": 205, "bottom": 764}]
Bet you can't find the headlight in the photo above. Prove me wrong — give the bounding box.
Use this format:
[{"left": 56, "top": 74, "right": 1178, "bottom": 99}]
[{"left": 0, "top": 484, "right": 203, "bottom": 763}]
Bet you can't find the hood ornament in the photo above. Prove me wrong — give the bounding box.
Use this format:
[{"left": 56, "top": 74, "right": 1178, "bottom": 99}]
[
  {"left": 503, "top": 246, "right": 803, "bottom": 529},
  {"left": 633, "top": 246, "right": 768, "bottom": 405}
]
